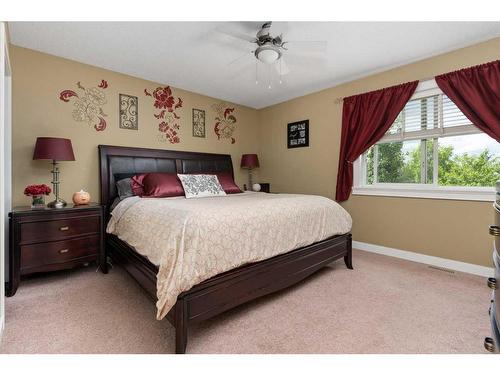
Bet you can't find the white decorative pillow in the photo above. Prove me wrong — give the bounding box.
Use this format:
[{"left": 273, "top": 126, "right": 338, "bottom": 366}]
[{"left": 177, "top": 174, "right": 227, "bottom": 199}]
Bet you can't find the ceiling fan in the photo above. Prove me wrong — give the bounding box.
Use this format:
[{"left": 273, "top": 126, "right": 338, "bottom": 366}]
[{"left": 216, "top": 22, "right": 327, "bottom": 87}]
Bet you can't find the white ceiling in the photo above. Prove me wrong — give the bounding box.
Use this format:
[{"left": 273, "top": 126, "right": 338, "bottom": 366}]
[{"left": 8, "top": 22, "right": 500, "bottom": 109}]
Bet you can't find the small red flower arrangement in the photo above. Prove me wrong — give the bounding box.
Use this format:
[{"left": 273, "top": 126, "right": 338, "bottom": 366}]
[
  {"left": 25, "top": 184, "right": 52, "bottom": 208},
  {"left": 24, "top": 184, "right": 52, "bottom": 196}
]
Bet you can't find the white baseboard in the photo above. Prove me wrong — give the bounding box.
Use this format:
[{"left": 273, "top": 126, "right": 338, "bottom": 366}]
[{"left": 353, "top": 240, "right": 494, "bottom": 278}]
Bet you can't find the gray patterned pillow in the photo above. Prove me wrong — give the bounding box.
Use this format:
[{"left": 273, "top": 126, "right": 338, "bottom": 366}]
[
  {"left": 177, "top": 174, "right": 227, "bottom": 199},
  {"left": 116, "top": 178, "right": 134, "bottom": 200}
]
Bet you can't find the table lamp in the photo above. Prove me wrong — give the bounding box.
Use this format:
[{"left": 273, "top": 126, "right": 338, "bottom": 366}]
[
  {"left": 240, "top": 154, "right": 259, "bottom": 191},
  {"left": 33, "top": 137, "right": 75, "bottom": 208}
]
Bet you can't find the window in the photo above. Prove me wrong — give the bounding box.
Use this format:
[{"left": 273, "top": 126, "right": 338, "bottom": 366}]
[{"left": 353, "top": 80, "right": 500, "bottom": 201}]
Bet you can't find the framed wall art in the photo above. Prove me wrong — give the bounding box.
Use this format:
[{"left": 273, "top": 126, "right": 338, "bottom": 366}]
[
  {"left": 119, "top": 93, "right": 138, "bottom": 130},
  {"left": 192, "top": 108, "right": 206, "bottom": 138},
  {"left": 287, "top": 119, "right": 309, "bottom": 148}
]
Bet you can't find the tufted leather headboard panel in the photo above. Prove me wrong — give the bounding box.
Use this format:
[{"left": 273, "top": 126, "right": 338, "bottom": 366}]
[{"left": 99, "top": 145, "right": 234, "bottom": 218}]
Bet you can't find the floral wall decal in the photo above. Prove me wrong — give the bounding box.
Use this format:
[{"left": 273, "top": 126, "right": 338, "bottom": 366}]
[
  {"left": 59, "top": 80, "right": 109, "bottom": 131},
  {"left": 145, "top": 86, "right": 183, "bottom": 144},
  {"left": 212, "top": 102, "right": 237, "bottom": 144}
]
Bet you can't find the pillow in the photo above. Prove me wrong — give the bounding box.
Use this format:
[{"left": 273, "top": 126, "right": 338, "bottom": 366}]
[
  {"left": 142, "top": 172, "right": 184, "bottom": 198},
  {"left": 116, "top": 178, "right": 134, "bottom": 200},
  {"left": 114, "top": 173, "right": 136, "bottom": 181},
  {"left": 177, "top": 174, "right": 227, "bottom": 199},
  {"left": 214, "top": 171, "right": 242, "bottom": 194},
  {"left": 110, "top": 197, "right": 121, "bottom": 212},
  {"left": 131, "top": 174, "right": 147, "bottom": 196}
]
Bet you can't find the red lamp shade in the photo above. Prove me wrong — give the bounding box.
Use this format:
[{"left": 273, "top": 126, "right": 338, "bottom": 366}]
[
  {"left": 33, "top": 137, "right": 75, "bottom": 161},
  {"left": 241, "top": 154, "right": 259, "bottom": 169}
]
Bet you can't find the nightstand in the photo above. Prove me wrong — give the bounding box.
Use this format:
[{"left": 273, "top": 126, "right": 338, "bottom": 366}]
[{"left": 6, "top": 203, "right": 106, "bottom": 297}]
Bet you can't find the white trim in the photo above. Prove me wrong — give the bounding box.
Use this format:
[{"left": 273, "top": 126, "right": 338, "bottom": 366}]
[
  {"left": 410, "top": 79, "right": 440, "bottom": 100},
  {"left": 0, "top": 22, "right": 6, "bottom": 342},
  {"left": 353, "top": 240, "right": 494, "bottom": 278},
  {"left": 0, "top": 21, "right": 11, "bottom": 342},
  {"left": 352, "top": 184, "right": 494, "bottom": 202},
  {"left": 414, "top": 78, "right": 438, "bottom": 92}
]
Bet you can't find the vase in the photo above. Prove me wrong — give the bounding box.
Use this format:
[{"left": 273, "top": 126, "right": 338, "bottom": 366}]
[{"left": 31, "top": 195, "right": 46, "bottom": 209}]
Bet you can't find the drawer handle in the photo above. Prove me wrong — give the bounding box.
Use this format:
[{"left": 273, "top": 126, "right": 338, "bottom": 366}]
[
  {"left": 488, "top": 278, "right": 497, "bottom": 290},
  {"left": 59, "top": 226, "right": 70, "bottom": 231},
  {"left": 59, "top": 249, "right": 69, "bottom": 254},
  {"left": 490, "top": 226, "right": 500, "bottom": 236},
  {"left": 485, "top": 337, "right": 495, "bottom": 352}
]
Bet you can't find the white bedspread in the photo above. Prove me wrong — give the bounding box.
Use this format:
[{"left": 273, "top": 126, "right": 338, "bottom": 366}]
[{"left": 107, "top": 192, "right": 352, "bottom": 319}]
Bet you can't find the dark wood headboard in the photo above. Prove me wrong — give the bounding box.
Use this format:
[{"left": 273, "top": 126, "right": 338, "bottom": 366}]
[{"left": 98, "top": 145, "right": 234, "bottom": 217}]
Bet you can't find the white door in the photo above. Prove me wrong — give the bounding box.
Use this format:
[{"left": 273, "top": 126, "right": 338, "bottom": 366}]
[{"left": 0, "top": 21, "right": 12, "bottom": 340}]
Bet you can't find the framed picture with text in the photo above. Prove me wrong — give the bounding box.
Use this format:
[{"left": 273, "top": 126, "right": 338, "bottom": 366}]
[{"left": 287, "top": 119, "right": 309, "bottom": 148}]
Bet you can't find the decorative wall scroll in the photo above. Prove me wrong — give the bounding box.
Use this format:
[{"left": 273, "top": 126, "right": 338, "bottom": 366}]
[
  {"left": 119, "top": 94, "right": 138, "bottom": 130},
  {"left": 212, "top": 102, "right": 237, "bottom": 144},
  {"left": 192, "top": 108, "right": 205, "bottom": 138},
  {"left": 145, "top": 86, "right": 183, "bottom": 144},
  {"left": 59, "top": 80, "right": 109, "bottom": 131},
  {"left": 287, "top": 119, "right": 309, "bottom": 148}
]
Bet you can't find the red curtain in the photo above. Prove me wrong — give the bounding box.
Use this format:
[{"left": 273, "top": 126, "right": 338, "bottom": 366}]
[
  {"left": 335, "top": 81, "right": 418, "bottom": 201},
  {"left": 435, "top": 60, "right": 500, "bottom": 141}
]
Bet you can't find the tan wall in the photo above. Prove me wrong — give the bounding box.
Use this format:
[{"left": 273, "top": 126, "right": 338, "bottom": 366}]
[
  {"left": 9, "top": 46, "right": 260, "bottom": 207},
  {"left": 258, "top": 37, "right": 500, "bottom": 267}
]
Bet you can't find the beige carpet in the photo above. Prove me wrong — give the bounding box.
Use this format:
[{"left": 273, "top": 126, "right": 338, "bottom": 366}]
[{"left": 0, "top": 249, "right": 491, "bottom": 354}]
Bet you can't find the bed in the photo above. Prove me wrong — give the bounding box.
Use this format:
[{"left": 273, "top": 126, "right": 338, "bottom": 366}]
[{"left": 99, "top": 145, "right": 353, "bottom": 353}]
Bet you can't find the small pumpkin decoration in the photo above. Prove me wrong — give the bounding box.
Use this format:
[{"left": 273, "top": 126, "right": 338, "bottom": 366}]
[{"left": 72, "top": 189, "right": 91, "bottom": 205}]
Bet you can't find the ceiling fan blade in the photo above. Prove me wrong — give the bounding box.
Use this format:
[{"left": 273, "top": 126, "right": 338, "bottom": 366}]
[
  {"left": 227, "top": 60, "right": 257, "bottom": 81},
  {"left": 215, "top": 27, "right": 257, "bottom": 44},
  {"left": 283, "top": 53, "right": 327, "bottom": 68},
  {"left": 227, "top": 51, "right": 253, "bottom": 66},
  {"left": 267, "top": 21, "right": 289, "bottom": 36},
  {"left": 274, "top": 58, "right": 291, "bottom": 76},
  {"left": 281, "top": 58, "right": 291, "bottom": 75},
  {"left": 256, "top": 21, "right": 272, "bottom": 38},
  {"left": 284, "top": 40, "right": 327, "bottom": 52}
]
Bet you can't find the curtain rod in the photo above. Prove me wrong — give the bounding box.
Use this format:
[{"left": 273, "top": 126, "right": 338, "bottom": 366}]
[{"left": 333, "top": 75, "right": 437, "bottom": 104}]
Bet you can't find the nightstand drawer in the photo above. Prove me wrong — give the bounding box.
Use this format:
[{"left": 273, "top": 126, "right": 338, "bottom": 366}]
[
  {"left": 20, "top": 215, "right": 100, "bottom": 244},
  {"left": 20, "top": 235, "right": 100, "bottom": 273}
]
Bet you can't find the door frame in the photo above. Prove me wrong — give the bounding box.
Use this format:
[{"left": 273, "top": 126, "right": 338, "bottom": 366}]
[{"left": 0, "top": 21, "right": 12, "bottom": 340}]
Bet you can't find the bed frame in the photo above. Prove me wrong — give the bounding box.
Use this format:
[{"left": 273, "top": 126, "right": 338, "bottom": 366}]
[{"left": 99, "top": 145, "right": 352, "bottom": 354}]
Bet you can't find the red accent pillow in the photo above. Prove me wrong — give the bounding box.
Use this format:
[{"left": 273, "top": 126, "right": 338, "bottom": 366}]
[
  {"left": 215, "top": 171, "right": 242, "bottom": 194},
  {"left": 142, "top": 172, "right": 185, "bottom": 198},
  {"left": 131, "top": 174, "right": 147, "bottom": 196}
]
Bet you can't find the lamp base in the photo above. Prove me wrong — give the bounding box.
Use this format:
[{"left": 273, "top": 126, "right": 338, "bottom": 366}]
[{"left": 47, "top": 198, "right": 67, "bottom": 209}]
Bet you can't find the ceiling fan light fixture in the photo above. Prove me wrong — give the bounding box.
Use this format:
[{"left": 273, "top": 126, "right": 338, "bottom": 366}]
[{"left": 255, "top": 45, "right": 281, "bottom": 64}]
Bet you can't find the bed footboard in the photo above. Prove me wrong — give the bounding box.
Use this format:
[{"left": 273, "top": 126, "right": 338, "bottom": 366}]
[{"left": 107, "top": 232, "right": 352, "bottom": 354}]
